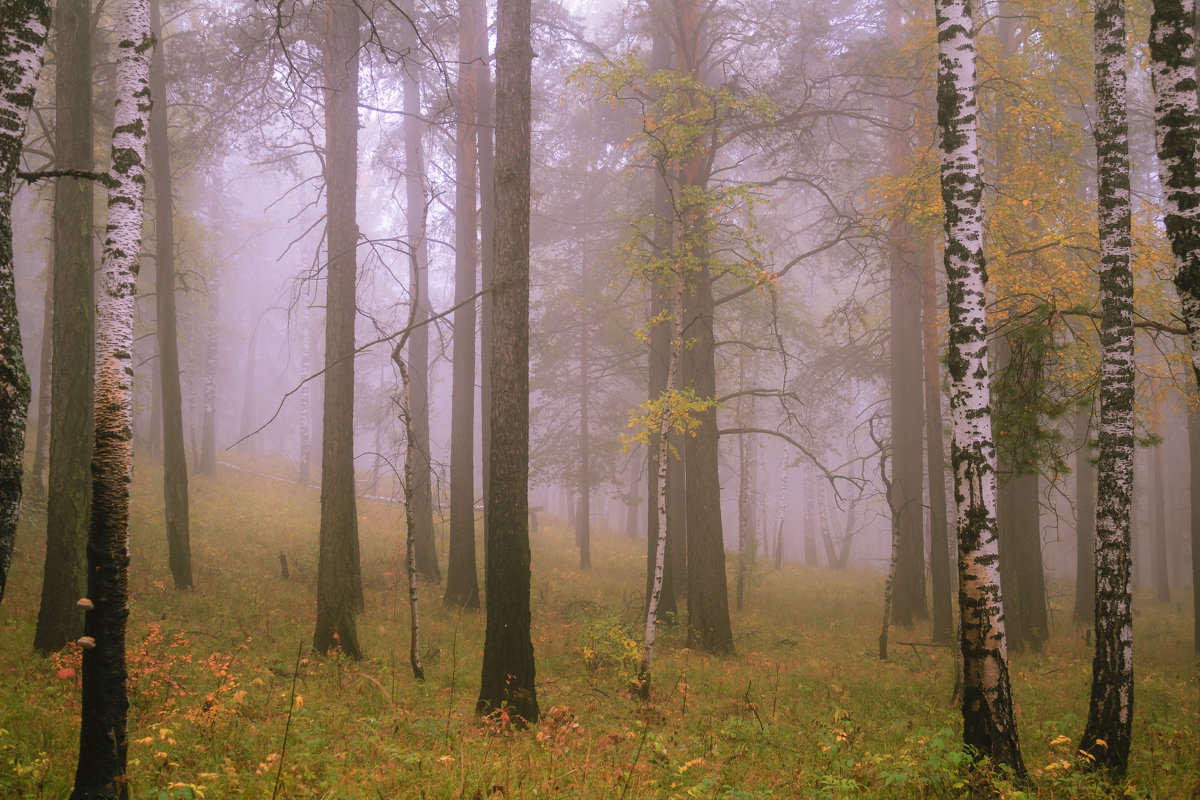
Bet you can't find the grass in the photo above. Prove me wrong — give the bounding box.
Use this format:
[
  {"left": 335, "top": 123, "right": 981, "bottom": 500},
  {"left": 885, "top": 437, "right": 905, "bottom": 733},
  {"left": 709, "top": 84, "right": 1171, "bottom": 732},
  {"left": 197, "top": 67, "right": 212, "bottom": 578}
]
[{"left": 0, "top": 452, "right": 1196, "bottom": 798}]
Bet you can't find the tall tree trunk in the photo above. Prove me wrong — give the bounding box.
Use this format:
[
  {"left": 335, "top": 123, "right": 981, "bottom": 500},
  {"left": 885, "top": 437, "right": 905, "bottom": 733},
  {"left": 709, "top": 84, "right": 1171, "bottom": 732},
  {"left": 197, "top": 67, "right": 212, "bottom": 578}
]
[
  {"left": 313, "top": 0, "right": 363, "bottom": 660},
  {"left": 149, "top": 0, "right": 191, "bottom": 590},
  {"left": 70, "top": 0, "right": 151, "bottom": 791},
  {"left": 802, "top": 471, "right": 817, "bottom": 565},
  {"left": 477, "top": 8, "right": 495, "bottom": 589},
  {"left": 34, "top": 0, "right": 91, "bottom": 645},
  {"left": 674, "top": 0, "right": 732, "bottom": 655},
  {"left": 577, "top": 249, "right": 591, "bottom": 570},
  {"left": 448, "top": 0, "right": 480, "bottom": 601},
  {"left": 30, "top": 266, "right": 51, "bottom": 499},
  {"left": 296, "top": 298, "right": 310, "bottom": 485},
  {"left": 477, "top": 0, "right": 539, "bottom": 724},
  {"left": 638, "top": 271, "right": 684, "bottom": 698},
  {"left": 887, "top": 0, "right": 927, "bottom": 628},
  {"left": 923, "top": 241, "right": 954, "bottom": 644},
  {"left": 1074, "top": 402, "right": 1096, "bottom": 625},
  {"left": 1079, "top": 0, "right": 1135, "bottom": 773},
  {"left": 934, "top": 0, "right": 1026, "bottom": 776},
  {"left": 402, "top": 5, "right": 439, "bottom": 584},
  {"left": 1148, "top": 0, "right": 1200, "bottom": 655},
  {"left": 198, "top": 276, "right": 218, "bottom": 476},
  {"left": 644, "top": 20, "right": 679, "bottom": 619},
  {"left": 0, "top": 0, "right": 50, "bottom": 606},
  {"left": 1150, "top": 442, "right": 1170, "bottom": 602}
]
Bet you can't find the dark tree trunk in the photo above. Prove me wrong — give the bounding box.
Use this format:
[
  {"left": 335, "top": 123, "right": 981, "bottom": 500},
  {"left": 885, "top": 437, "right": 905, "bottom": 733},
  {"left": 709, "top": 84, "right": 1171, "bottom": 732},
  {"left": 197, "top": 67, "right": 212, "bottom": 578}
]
[
  {"left": 1074, "top": 402, "right": 1096, "bottom": 625},
  {"left": 401, "top": 0, "right": 439, "bottom": 584},
  {"left": 1079, "top": 0, "right": 1135, "bottom": 773},
  {"left": 0, "top": 0, "right": 51, "bottom": 606},
  {"left": 1151, "top": 442, "right": 1170, "bottom": 602},
  {"left": 448, "top": 0, "right": 480, "bottom": 601},
  {"left": 30, "top": 267, "right": 52, "bottom": 499},
  {"left": 71, "top": 0, "right": 152, "bottom": 791},
  {"left": 34, "top": 0, "right": 92, "bottom": 647},
  {"left": 477, "top": 0, "right": 538, "bottom": 724},
  {"left": 922, "top": 242, "right": 954, "bottom": 644},
  {"left": 887, "top": 0, "right": 927, "bottom": 628},
  {"left": 477, "top": 1, "right": 496, "bottom": 586},
  {"left": 682, "top": 262, "right": 733, "bottom": 654},
  {"left": 149, "top": 0, "right": 191, "bottom": 590},
  {"left": 313, "top": 0, "right": 362, "bottom": 660}
]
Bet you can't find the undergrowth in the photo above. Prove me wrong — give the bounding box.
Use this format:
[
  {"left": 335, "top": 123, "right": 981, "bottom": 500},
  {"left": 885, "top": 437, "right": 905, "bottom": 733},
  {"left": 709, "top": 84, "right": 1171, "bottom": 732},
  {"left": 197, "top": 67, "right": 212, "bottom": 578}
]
[{"left": 0, "top": 453, "right": 1195, "bottom": 798}]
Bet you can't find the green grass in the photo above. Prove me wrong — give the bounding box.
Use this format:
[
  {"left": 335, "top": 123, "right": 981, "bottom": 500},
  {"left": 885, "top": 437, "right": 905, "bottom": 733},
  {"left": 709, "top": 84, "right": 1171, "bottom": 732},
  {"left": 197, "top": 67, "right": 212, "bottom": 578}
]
[{"left": 1, "top": 453, "right": 1196, "bottom": 799}]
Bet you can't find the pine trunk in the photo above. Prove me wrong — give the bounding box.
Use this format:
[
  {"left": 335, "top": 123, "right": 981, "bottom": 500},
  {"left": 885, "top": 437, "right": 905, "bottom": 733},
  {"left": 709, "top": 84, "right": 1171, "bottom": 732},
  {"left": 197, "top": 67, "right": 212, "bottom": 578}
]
[
  {"left": 313, "top": 0, "right": 362, "bottom": 660},
  {"left": 477, "top": 0, "right": 538, "bottom": 724},
  {"left": 1079, "top": 0, "right": 1135, "bottom": 773},
  {"left": 149, "top": 0, "right": 191, "bottom": 590},
  {"left": 33, "top": 0, "right": 90, "bottom": 644},
  {"left": 934, "top": 0, "right": 1026, "bottom": 776}
]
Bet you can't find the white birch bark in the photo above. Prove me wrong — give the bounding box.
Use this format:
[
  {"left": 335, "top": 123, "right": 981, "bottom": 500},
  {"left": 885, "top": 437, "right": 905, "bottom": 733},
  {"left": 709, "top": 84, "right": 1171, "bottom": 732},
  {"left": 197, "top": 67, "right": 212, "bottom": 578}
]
[
  {"left": 1079, "top": 0, "right": 1136, "bottom": 773},
  {"left": 72, "top": 0, "right": 153, "bottom": 792},
  {"left": 638, "top": 275, "right": 684, "bottom": 699},
  {"left": 0, "top": 0, "right": 51, "bottom": 604},
  {"left": 933, "top": 0, "right": 1025, "bottom": 776}
]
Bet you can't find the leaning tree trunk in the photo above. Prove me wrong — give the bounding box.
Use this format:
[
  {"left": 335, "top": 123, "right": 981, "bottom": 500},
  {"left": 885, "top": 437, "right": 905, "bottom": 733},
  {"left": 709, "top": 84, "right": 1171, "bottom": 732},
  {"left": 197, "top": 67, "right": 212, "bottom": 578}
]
[
  {"left": 477, "top": 0, "right": 539, "bottom": 725},
  {"left": 933, "top": 0, "right": 1026, "bottom": 777},
  {"left": 70, "top": 0, "right": 152, "bottom": 793},
  {"left": 149, "top": 0, "right": 191, "bottom": 590},
  {"left": 33, "top": 0, "right": 91, "bottom": 647},
  {"left": 1078, "top": 0, "right": 1136, "bottom": 774},
  {"left": 1148, "top": 0, "right": 1200, "bottom": 657},
  {"left": 0, "top": 0, "right": 50, "bottom": 606},
  {"left": 313, "top": 0, "right": 363, "bottom": 660}
]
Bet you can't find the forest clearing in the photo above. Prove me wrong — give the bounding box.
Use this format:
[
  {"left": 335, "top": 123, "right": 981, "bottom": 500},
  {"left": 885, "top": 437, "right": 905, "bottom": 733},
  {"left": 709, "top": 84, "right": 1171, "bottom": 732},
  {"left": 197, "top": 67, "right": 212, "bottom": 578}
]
[{"left": 0, "top": 456, "right": 1195, "bottom": 799}]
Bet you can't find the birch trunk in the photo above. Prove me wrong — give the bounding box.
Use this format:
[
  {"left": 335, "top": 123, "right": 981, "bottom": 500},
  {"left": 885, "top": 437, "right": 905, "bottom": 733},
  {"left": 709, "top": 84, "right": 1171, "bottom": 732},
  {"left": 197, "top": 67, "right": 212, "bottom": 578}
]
[
  {"left": 71, "top": 0, "right": 152, "bottom": 792},
  {"left": 0, "top": 0, "right": 50, "bottom": 605},
  {"left": 934, "top": 0, "right": 1025, "bottom": 776},
  {"left": 638, "top": 278, "right": 683, "bottom": 699},
  {"left": 1079, "top": 0, "right": 1136, "bottom": 773},
  {"left": 1148, "top": 0, "right": 1200, "bottom": 658}
]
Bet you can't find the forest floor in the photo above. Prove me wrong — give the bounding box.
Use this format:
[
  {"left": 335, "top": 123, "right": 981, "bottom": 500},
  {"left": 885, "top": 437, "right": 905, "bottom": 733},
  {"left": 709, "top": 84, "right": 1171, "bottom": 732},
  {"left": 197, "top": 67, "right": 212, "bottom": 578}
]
[{"left": 0, "top": 453, "right": 1196, "bottom": 799}]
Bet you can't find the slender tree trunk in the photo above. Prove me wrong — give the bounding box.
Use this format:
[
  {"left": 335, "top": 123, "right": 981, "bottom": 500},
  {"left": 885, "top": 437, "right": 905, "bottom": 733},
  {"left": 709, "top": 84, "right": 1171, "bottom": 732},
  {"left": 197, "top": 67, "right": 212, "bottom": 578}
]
[
  {"left": 1190, "top": 395, "right": 1200, "bottom": 653},
  {"left": 149, "top": 0, "right": 191, "bottom": 590},
  {"left": 34, "top": 0, "right": 91, "bottom": 645},
  {"left": 313, "top": 0, "right": 363, "bottom": 660},
  {"left": 448, "top": 0, "right": 480, "bottom": 601},
  {"left": 934, "top": 0, "right": 1026, "bottom": 776},
  {"left": 477, "top": 0, "right": 495, "bottom": 586},
  {"left": 401, "top": 6, "right": 439, "bottom": 583},
  {"left": 477, "top": 0, "right": 538, "bottom": 724},
  {"left": 30, "top": 266, "right": 51, "bottom": 499},
  {"left": 297, "top": 299, "right": 311, "bottom": 485},
  {"left": 0, "top": 0, "right": 50, "bottom": 606},
  {"left": 1149, "top": 443, "right": 1169, "bottom": 602},
  {"left": 923, "top": 241, "right": 954, "bottom": 644},
  {"left": 577, "top": 249, "right": 591, "bottom": 570},
  {"left": 1074, "top": 402, "right": 1097, "bottom": 625},
  {"left": 775, "top": 459, "right": 787, "bottom": 571},
  {"left": 803, "top": 471, "right": 817, "bottom": 565},
  {"left": 1079, "top": 0, "right": 1135, "bottom": 773},
  {"left": 638, "top": 275, "right": 684, "bottom": 698},
  {"left": 70, "top": 0, "right": 151, "bottom": 791}
]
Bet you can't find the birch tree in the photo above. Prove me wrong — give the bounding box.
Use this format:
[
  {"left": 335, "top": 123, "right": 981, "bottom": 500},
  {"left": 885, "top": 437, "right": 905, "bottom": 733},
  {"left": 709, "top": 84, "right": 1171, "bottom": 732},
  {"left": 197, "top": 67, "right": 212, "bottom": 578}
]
[
  {"left": 1148, "top": 0, "right": 1200, "bottom": 658},
  {"left": 1077, "top": 0, "right": 1137, "bottom": 772},
  {"left": 0, "top": 0, "right": 50, "bottom": 605},
  {"left": 71, "top": 0, "right": 153, "bottom": 792},
  {"left": 933, "top": 0, "right": 1026, "bottom": 777}
]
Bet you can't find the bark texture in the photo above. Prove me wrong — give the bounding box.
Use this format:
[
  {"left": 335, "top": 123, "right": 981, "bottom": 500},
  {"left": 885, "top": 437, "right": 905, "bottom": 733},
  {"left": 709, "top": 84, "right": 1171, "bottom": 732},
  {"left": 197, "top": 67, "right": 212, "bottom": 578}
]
[
  {"left": 1079, "top": 0, "right": 1136, "bottom": 773},
  {"left": 313, "top": 0, "right": 362, "bottom": 660},
  {"left": 71, "top": 0, "right": 152, "bottom": 792},
  {"left": 934, "top": 0, "right": 1026, "bottom": 777},
  {"left": 0, "top": 0, "right": 49, "bottom": 606},
  {"left": 477, "top": 0, "right": 538, "bottom": 724},
  {"left": 149, "top": 0, "right": 191, "bottom": 590},
  {"left": 33, "top": 0, "right": 90, "bottom": 646}
]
